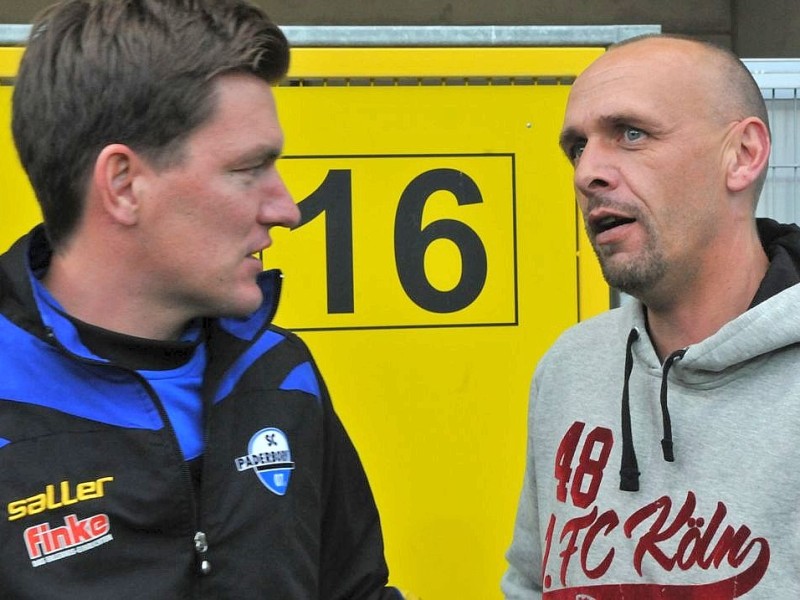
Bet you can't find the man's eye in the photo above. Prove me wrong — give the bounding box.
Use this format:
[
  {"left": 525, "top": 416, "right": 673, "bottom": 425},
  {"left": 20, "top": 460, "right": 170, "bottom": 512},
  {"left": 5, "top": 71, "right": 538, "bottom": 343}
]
[
  {"left": 235, "top": 162, "right": 267, "bottom": 174},
  {"left": 623, "top": 127, "right": 645, "bottom": 142},
  {"left": 570, "top": 142, "right": 586, "bottom": 161}
]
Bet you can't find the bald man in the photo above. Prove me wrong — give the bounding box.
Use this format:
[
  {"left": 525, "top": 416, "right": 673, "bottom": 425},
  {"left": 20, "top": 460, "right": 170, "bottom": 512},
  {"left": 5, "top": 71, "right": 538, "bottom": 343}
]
[{"left": 502, "top": 35, "right": 800, "bottom": 599}]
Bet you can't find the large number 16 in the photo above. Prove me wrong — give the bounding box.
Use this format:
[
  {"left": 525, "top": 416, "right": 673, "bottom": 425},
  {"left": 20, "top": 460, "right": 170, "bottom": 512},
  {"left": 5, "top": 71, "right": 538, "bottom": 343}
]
[{"left": 297, "top": 167, "right": 488, "bottom": 314}]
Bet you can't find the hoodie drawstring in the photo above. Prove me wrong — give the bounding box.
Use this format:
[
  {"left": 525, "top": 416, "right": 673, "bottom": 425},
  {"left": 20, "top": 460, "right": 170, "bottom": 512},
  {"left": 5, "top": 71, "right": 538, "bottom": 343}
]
[
  {"left": 619, "top": 329, "right": 641, "bottom": 492},
  {"left": 619, "top": 328, "right": 686, "bottom": 492},
  {"left": 659, "top": 349, "right": 686, "bottom": 462}
]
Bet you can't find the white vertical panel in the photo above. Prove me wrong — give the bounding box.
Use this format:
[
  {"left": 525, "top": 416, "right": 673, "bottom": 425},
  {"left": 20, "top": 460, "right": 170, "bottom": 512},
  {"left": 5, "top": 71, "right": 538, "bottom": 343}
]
[{"left": 746, "top": 60, "right": 800, "bottom": 224}]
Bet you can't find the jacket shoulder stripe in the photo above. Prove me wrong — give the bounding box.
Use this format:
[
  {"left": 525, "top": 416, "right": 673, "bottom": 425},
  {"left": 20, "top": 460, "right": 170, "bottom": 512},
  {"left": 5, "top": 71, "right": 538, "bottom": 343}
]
[
  {"left": 213, "top": 329, "right": 286, "bottom": 403},
  {"left": 279, "top": 361, "right": 321, "bottom": 400},
  {"left": 0, "top": 315, "right": 165, "bottom": 430}
]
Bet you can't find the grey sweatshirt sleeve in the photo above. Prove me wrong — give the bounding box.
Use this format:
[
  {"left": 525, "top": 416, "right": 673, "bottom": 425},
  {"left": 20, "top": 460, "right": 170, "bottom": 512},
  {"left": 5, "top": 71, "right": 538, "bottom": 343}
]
[{"left": 501, "top": 375, "right": 545, "bottom": 599}]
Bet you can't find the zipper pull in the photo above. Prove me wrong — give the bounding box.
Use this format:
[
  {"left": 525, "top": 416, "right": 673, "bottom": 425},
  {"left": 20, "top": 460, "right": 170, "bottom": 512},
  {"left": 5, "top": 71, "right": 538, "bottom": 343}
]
[{"left": 194, "top": 531, "right": 211, "bottom": 575}]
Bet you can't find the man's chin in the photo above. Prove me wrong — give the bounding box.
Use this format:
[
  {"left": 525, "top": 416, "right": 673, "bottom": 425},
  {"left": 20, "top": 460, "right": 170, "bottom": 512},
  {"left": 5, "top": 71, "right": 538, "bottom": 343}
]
[
  {"left": 601, "top": 261, "right": 665, "bottom": 299},
  {"left": 215, "top": 291, "right": 265, "bottom": 320}
]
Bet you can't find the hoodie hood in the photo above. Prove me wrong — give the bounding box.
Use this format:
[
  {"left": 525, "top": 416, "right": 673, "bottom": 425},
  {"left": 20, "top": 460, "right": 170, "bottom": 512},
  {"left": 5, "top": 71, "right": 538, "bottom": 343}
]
[
  {"left": 665, "top": 217, "right": 800, "bottom": 376},
  {"left": 617, "top": 217, "right": 800, "bottom": 491}
]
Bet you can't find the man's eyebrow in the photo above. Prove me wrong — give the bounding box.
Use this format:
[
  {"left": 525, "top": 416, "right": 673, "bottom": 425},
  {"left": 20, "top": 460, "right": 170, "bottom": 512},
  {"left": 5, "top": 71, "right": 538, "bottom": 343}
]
[
  {"left": 558, "top": 127, "right": 583, "bottom": 153},
  {"left": 238, "top": 144, "right": 283, "bottom": 164},
  {"left": 559, "top": 113, "right": 657, "bottom": 151}
]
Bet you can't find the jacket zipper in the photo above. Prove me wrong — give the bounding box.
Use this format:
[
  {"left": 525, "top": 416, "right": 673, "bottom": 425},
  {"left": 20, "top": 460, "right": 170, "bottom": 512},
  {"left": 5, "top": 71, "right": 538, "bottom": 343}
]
[
  {"left": 191, "top": 271, "right": 284, "bottom": 584},
  {"left": 44, "top": 328, "right": 205, "bottom": 578},
  {"left": 39, "top": 270, "right": 286, "bottom": 591}
]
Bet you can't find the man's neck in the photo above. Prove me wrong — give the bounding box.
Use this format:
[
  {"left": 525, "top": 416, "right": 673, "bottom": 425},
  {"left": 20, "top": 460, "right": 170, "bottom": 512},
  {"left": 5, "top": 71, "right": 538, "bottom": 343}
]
[
  {"left": 43, "top": 249, "right": 190, "bottom": 342},
  {"left": 644, "top": 234, "right": 769, "bottom": 361}
]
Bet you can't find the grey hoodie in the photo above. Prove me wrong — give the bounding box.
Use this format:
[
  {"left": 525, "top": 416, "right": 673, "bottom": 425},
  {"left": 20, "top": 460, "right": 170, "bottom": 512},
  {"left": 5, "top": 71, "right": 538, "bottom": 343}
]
[{"left": 502, "top": 219, "right": 800, "bottom": 599}]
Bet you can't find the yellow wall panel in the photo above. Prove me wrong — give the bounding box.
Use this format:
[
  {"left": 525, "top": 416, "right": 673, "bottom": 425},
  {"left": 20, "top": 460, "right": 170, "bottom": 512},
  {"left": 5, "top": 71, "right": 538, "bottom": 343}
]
[
  {"left": 0, "top": 49, "right": 40, "bottom": 251},
  {"left": 290, "top": 46, "right": 605, "bottom": 79},
  {"left": 0, "top": 44, "right": 608, "bottom": 599}
]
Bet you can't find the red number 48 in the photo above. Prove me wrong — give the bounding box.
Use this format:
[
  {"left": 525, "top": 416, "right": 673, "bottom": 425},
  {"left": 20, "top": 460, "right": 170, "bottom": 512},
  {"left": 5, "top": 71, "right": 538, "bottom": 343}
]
[{"left": 554, "top": 422, "right": 613, "bottom": 508}]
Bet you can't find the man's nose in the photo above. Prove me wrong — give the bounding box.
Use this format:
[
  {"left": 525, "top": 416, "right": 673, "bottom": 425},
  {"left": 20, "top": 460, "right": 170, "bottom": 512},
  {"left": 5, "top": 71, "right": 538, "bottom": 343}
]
[
  {"left": 263, "top": 171, "right": 301, "bottom": 229},
  {"left": 573, "top": 139, "right": 618, "bottom": 195}
]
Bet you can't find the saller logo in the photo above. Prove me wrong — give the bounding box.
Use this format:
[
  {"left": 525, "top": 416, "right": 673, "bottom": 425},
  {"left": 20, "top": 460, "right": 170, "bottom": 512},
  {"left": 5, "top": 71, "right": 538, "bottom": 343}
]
[
  {"left": 8, "top": 476, "right": 114, "bottom": 521},
  {"left": 24, "top": 513, "right": 113, "bottom": 567},
  {"left": 235, "top": 427, "right": 295, "bottom": 496}
]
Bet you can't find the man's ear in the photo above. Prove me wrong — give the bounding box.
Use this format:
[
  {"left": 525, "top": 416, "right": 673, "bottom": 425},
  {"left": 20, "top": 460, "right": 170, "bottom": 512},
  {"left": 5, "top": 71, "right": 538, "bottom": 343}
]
[
  {"left": 92, "top": 144, "right": 146, "bottom": 226},
  {"left": 726, "top": 117, "right": 770, "bottom": 194}
]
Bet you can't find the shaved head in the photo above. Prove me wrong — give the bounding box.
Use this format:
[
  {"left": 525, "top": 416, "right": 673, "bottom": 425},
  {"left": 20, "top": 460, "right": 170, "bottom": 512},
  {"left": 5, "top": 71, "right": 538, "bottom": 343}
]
[
  {"left": 561, "top": 33, "right": 773, "bottom": 301},
  {"left": 610, "top": 35, "right": 768, "bottom": 130},
  {"left": 596, "top": 34, "right": 770, "bottom": 200}
]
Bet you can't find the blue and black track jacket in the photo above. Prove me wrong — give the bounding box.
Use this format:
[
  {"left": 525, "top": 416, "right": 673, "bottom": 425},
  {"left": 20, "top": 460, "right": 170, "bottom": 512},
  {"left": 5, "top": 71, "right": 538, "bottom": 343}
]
[{"left": 0, "top": 226, "right": 402, "bottom": 600}]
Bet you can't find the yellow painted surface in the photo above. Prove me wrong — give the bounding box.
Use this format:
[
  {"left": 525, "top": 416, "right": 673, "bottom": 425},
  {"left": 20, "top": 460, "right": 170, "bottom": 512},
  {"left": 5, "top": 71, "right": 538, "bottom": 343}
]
[
  {"left": 0, "top": 48, "right": 40, "bottom": 252},
  {"left": 0, "top": 47, "right": 22, "bottom": 77},
  {"left": 290, "top": 46, "right": 603, "bottom": 79},
  {"left": 0, "top": 45, "right": 608, "bottom": 599}
]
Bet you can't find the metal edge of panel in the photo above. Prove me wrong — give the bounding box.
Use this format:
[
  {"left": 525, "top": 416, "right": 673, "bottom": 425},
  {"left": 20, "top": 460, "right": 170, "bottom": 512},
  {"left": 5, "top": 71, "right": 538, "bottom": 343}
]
[
  {"left": 280, "top": 25, "right": 661, "bottom": 47},
  {"left": 0, "top": 24, "right": 28, "bottom": 45},
  {"left": 744, "top": 58, "right": 800, "bottom": 73},
  {"left": 744, "top": 59, "right": 800, "bottom": 89},
  {"left": 0, "top": 23, "right": 660, "bottom": 47}
]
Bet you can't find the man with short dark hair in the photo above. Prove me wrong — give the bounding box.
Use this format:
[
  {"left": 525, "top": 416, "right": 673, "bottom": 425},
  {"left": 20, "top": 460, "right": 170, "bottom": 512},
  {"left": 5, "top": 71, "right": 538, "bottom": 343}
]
[
  {"left": 0, "top": 0, "right": 406, "bottom": 597},
  {"left": 502, "top": 34, "right": 800, "bottom": 598}
]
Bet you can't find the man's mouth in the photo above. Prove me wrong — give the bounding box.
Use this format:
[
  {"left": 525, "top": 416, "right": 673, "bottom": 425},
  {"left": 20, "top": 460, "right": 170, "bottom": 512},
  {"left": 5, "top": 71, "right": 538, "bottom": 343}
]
[{"left": 591, "top": 214, "right": 636, "bottom": 235}]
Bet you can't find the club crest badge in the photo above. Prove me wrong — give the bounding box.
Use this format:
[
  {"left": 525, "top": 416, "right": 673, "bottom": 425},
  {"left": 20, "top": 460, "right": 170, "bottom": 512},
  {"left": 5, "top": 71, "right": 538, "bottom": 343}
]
[{"left": 235, "top": 427, "right": 295, "bottom": 496}]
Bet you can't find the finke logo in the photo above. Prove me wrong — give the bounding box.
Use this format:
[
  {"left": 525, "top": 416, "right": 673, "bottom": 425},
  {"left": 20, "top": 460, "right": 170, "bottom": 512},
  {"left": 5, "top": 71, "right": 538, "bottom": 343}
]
[
  {"left": 24, "top": 513, "right": 113, "bottom": 567},
  {"left": 235, "top": 428, "right": 295, "bottom": 496}
]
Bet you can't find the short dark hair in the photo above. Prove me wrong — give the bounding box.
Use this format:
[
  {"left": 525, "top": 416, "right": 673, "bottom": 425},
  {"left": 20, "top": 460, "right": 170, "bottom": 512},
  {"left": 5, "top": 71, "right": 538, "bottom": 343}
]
[{"left": 12, "top": 0, "right": 290, "bottom": 249}]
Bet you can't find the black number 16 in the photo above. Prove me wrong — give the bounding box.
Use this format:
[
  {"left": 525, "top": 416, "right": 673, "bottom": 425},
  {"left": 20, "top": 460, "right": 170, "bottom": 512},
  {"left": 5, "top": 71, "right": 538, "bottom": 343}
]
[{"left": 297, "top": 167, "right": 488, "bottom": 315}]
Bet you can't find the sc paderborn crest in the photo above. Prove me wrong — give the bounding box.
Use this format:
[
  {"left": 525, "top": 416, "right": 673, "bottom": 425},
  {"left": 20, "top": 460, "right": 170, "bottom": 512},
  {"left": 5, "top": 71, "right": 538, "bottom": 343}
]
[{"left": 235, "top": 427, "right": 295, "bottom": 496}]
